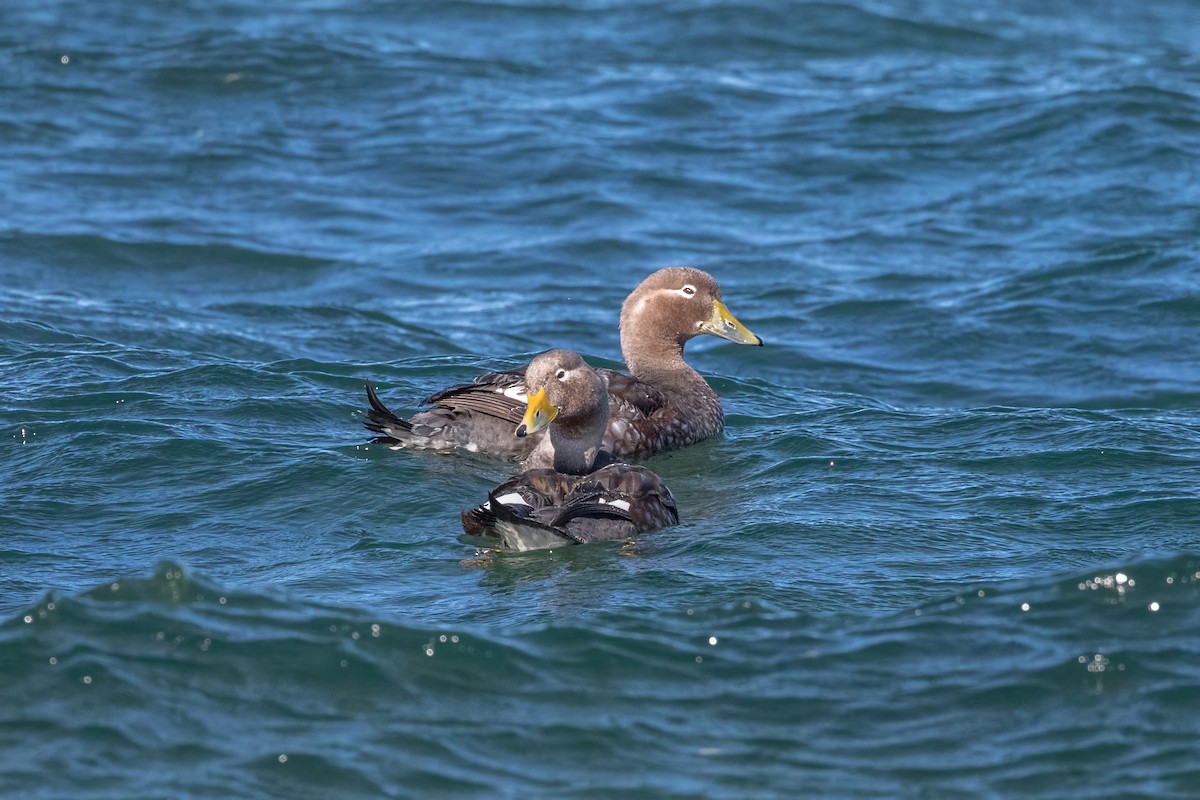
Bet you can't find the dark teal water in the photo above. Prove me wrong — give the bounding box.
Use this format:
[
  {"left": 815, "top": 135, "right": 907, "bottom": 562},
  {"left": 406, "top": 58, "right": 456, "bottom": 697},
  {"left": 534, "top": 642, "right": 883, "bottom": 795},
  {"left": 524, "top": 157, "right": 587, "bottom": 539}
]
[{"left": 4, "top": 1, "right": 1200, "bottom": 797}]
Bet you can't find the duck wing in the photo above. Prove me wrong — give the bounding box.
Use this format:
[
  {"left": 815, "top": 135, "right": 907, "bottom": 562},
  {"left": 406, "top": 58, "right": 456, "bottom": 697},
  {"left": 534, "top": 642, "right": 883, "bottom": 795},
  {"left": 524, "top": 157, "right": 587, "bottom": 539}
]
[
  {"left": 363, "top": 368, "right": 535, "bottom": 458},
  {"left": 565, "top": 463, "right": 680, "bottom": 541},
  {"left": 596, "top": 369, "right": 726, "bottom": 459},
  {"left": 420, "top": 367, "right": 529, "bottom": 424},
  {"left": 597, "top": 369, "right": 669, "bottom": 418},
  {"left": 461, "top": 476, "right": 584, "bottom": 551}
]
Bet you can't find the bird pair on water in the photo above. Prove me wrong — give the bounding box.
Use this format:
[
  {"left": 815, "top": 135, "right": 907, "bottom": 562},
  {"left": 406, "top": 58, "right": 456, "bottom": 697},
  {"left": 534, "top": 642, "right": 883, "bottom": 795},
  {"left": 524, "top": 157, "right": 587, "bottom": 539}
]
[{"left": 363, "top": 266, "right": 763, "bottom": 551}]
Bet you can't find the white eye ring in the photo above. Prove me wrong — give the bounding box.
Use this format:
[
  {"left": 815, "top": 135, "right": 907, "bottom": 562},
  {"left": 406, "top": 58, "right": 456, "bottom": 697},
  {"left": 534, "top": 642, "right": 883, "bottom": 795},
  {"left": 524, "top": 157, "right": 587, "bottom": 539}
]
[
  {"left": 680, "top": 284, "right": 697, "bottom": 297},
  {"left": 555, "top": 368, "right": 568, "bottom": 381}
]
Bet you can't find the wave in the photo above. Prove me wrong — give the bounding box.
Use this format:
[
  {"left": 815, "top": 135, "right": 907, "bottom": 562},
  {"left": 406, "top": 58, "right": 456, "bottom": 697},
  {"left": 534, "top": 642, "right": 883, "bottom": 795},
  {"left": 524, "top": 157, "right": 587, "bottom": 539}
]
[{"left": 2, "top": 556, "right": 1197, "bottom": 796}]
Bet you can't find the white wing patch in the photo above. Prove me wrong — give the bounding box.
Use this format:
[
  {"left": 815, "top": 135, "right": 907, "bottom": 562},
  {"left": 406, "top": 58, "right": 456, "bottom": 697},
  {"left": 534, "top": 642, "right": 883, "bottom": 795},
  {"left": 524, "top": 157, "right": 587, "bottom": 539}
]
[
  {"left": 496, "top": 492, "right": 531, "bottom": 507},
  {"left": 500, "top": 384, "right": 528, "bottom": 403},
  {"left": 599, "top": 498, "right": 631, "bottom": 511}
]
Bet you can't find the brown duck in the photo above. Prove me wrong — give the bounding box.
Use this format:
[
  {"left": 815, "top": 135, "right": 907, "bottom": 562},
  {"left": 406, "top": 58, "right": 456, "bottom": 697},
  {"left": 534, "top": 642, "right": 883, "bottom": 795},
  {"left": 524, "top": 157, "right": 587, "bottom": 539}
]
[
  {"left": 461, "top": 350, "right": 678, "bottom": 551},
  {"left": 364, "top": 266, "right": 762, "bottom": 460}
]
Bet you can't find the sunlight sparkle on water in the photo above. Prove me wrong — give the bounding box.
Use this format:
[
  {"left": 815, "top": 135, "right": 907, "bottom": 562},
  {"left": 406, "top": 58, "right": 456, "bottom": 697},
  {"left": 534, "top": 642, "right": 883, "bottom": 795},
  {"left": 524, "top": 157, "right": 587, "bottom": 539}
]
[{"left": 1079, "top": 573, "right": 1136, "bottom": 596}]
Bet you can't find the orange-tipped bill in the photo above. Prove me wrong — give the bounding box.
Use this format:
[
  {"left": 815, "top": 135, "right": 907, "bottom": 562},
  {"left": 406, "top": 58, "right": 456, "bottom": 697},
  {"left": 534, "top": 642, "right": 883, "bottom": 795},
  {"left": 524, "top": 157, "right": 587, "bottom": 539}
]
[
  {"left": 700, "top": 299, "right": 763, "bottom": 346},
  {"left": 515, "top": 387, "right": 559, "bottom": 437}
]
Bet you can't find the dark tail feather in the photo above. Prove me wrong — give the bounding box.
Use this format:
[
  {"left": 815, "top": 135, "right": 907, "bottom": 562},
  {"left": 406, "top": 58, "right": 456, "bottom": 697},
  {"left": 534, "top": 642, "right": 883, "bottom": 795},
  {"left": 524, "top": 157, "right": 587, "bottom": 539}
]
[
  {"left": 462, "top": 490, "right": 526, "bottom": 538},
  {"left": 365, "top": 383, "right": 405, "bottom": 423},
  {"left": 461, "top": 505, "right": 496, "bottom": 537},
  {"left": 363, "top": 383, "right": 413, "bottom": 445}
]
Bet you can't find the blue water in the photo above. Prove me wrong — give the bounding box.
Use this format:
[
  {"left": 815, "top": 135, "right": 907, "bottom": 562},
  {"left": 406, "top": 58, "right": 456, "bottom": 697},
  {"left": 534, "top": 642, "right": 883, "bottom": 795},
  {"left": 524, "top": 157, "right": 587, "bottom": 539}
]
[{"left": 3, "top": 1, "right": 1200, "bottom": 797}]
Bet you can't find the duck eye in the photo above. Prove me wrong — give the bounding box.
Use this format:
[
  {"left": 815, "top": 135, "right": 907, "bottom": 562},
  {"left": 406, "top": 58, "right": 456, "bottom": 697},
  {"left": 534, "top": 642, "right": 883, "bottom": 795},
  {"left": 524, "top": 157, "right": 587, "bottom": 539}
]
[
  {"left": 555, "top": 369, "right": 568, "bottom": 381},
  {"left": 681, "top": 284, "right": 697, "bottom": 296}
]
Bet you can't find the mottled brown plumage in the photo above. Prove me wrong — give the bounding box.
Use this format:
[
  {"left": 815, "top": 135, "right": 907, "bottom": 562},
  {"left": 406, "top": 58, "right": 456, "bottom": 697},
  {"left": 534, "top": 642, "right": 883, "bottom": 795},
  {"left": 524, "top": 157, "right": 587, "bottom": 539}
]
[
  {"left": 363, "top": 267, "right": 762, "bottom": 460},
  {"left": 461, "top": 350, "right": 678, "bottom": 551}
]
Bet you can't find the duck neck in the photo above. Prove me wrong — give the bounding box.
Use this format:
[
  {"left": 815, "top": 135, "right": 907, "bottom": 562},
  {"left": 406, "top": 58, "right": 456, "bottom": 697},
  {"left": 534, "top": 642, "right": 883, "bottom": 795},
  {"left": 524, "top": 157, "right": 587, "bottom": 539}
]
[
  {"left": 526, "top": 407, "right": 610, "bottom": 475},
  {"left": 619, "top": 296, "right": 713, "bottom": 390},
  {"left": 621, "top": 331, "right": 714, "bottom": 400},
  {"left": 547, "top": 426, "right": 602, "bottom": 474}
]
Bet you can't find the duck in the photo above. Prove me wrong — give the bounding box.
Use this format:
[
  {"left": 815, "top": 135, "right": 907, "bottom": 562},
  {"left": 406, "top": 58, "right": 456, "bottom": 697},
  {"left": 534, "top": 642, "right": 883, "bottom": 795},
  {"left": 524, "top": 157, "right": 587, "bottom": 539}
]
[
  {"left": 364, "top": 266, "right": 762, "bottom": 460},
  {"left": 460, "top": 350, "right": 678, "bottom": 551}
]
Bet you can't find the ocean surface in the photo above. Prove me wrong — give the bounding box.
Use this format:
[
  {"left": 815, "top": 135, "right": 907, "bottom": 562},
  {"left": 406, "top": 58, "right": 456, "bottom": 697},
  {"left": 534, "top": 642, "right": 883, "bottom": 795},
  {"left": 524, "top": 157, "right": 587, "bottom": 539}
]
[{"left": 3, "top": 0, "right": 1200, "bottom": 797}]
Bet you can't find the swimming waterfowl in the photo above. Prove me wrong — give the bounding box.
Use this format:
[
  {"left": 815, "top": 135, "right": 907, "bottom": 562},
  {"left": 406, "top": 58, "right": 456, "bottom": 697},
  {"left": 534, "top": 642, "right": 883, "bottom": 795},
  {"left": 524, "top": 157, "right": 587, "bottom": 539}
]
[
  {"left": 364, "top": 266, "right": 762, "bottom": 460},
  {"left": 461, "top": 350, "right": 678, "bottom": 551}
]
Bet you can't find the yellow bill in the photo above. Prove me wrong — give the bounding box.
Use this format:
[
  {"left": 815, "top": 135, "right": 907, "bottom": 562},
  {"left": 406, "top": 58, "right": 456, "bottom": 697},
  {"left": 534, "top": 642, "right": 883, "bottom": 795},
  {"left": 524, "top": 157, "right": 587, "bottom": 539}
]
[
  {"left": 515, "top": 386, "right": 560, "bottom": 437},
  {"left": 699, "top": 299, "right": 764, "bottom": 346}
]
